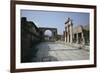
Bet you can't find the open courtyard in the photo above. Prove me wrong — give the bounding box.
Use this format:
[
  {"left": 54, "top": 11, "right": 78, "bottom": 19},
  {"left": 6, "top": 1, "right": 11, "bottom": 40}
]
[{"left": 32, "top": 41, "right": 89, "bottom": 62}]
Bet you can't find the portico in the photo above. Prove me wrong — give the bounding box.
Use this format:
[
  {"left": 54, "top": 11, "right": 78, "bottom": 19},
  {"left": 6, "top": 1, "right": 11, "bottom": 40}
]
[{"left": 64, "top": 18, "right": 73, "bottom": 43}]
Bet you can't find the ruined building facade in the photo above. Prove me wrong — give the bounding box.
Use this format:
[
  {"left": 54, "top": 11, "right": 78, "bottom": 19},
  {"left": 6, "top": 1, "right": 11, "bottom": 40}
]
[
  {"left": 64, "top": 18, "right": 89, "bottom": 45},
  {"left": 21, "top": 17, "right": 42, "bottom": 62},
  {"left": 21, "top": 17, "right": 58, "bottom": 62}
]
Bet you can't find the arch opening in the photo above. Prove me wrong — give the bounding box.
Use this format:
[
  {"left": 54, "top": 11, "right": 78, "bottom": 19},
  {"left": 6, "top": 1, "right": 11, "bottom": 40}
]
[{"left": 44, "top": 30, "right": 53, "bottom": 41}]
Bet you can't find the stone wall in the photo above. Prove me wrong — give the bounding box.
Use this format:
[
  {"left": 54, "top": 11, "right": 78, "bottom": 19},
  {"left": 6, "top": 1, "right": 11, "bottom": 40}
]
[{"left": 21, "top": 17, "right": 42, "bottom": 62}]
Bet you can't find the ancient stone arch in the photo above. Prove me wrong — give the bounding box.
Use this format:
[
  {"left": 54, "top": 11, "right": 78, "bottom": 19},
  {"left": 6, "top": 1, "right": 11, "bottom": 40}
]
[{"left": 39, "top": 27, "right": 57, "bottom": 41}]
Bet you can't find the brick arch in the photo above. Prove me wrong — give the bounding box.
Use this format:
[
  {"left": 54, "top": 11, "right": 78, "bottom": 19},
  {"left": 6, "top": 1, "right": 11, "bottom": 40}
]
[{"left": 39, "top": 27, "right": 57, "bottom": 41}]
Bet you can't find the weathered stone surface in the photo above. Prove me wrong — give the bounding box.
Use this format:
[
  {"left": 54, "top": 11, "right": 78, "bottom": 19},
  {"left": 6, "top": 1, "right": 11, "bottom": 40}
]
[{"left": 32, "top": 42, "right": 89, "bottom": 62}]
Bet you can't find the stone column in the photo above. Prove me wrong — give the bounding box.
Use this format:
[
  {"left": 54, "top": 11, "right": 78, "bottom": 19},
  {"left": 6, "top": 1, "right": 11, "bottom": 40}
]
[
  {"left": 81, "top": 33, "right": 85, "bottom": 45},
  {"left": 65, "top": 32, "right": 67, "bottom": 42},
  {"left": 76, "top": 33, "right": 79, "bottom": 44},
  {"left": 64, "top": 27, "right": 67, "bottom": 42},
  {"left": 64, "top": 18, "right": 73, "bottom": 43},
  {"left": 67, "top": 25, "right": 69, "bottom": 43},
  {"left": 70, "top": 24, "right": 73, "bottom": 43}
]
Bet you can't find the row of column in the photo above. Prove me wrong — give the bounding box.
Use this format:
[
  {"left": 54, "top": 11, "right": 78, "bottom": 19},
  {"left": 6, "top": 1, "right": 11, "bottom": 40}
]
[
  {"left": 73, "top": 32, "right": 85, "bottom": 44},
  {"left": 64, "top": 24, "right": 73, "bottom": 43}
]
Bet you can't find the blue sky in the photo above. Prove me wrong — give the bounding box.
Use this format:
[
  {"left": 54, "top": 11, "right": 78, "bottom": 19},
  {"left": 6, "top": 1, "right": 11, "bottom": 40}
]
[{"left": 21, "top": 10, "right": 89, "bottom": 35}]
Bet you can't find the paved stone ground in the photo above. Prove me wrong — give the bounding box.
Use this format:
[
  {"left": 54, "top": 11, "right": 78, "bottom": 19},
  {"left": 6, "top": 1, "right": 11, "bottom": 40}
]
[{"left": 32, "top": 42, "right": 89, "bottom": 62}]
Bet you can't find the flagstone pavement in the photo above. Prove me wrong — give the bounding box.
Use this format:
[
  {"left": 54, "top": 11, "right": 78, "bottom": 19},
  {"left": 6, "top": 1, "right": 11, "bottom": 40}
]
[{"left": 32, "top": 42, "right": 89, "bottom": 62}]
